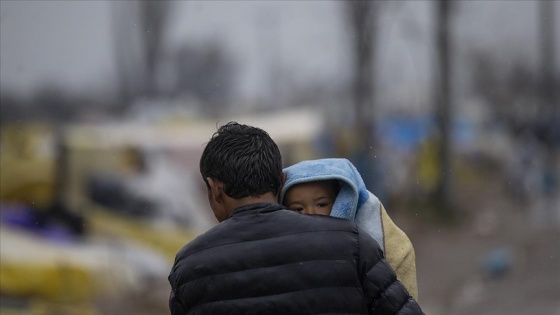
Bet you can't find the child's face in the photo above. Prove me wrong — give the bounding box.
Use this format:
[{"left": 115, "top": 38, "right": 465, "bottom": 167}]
[{"left": 283, "top": 181, "right": 336, "bottom": 215}]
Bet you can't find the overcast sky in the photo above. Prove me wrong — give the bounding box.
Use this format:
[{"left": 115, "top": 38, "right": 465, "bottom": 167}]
[{"left": 1, "top": 1, "right": 558, "bottom": 107}]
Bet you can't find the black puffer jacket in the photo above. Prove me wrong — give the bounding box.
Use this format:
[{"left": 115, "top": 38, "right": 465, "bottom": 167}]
[{"left": 168, "top": 203, "right": 423, "bottom": 315}]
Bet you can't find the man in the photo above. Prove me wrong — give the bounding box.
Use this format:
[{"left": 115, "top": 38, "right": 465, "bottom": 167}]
[{"left": 168, "top": 122, "right": 423, "bottom": 315}]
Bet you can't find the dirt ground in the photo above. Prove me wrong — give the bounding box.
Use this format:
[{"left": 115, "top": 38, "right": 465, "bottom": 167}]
[{"left": 394, "top": 194, "right": 560, "bottom": 315}]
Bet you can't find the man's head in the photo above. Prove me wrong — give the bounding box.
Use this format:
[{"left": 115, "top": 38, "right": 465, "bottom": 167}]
[
  {"left": 283, "top": 180, "right": 339, "bottom": 216},
  {"left": 200, "top": 122, "right": 283, "bottom": 221}
]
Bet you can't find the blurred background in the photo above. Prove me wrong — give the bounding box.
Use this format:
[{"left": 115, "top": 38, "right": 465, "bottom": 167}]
[{"left": 0, "top": 1, "right": 558, "bottom": 314}]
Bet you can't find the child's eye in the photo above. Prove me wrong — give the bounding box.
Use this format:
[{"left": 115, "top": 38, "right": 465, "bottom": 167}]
[
  {"left": 290, "top": 207, "right": 304, "bottom": 212},
  {"left": 317, "top": 203, "right": 329, "bottom": 208}
]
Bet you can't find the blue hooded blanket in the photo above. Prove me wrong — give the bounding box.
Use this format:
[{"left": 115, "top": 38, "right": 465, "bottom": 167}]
[{"left": 280, "top": 158, "right": 385, "bottom": 251}]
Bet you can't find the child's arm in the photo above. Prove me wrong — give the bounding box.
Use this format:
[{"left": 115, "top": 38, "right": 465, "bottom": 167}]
[{"left": 381, "top": 204, "right": 419, "bottom": 301}]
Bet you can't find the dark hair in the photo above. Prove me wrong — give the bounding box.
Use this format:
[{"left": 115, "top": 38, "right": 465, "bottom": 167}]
[{"left": 200, "top": 122, "right": 283, "bottom": 199}]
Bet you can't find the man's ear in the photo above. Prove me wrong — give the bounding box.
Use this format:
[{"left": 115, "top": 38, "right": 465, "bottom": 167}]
[{"left": 207, "top": 177, "right": 224, "bottom": 204}]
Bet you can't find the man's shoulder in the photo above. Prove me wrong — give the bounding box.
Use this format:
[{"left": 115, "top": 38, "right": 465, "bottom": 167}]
[
  {"left": 175, "top": 223, "right": 226, "bottom": 259},
  {"left": 174, "top": 210, "right": 363, "bottom": 261}
]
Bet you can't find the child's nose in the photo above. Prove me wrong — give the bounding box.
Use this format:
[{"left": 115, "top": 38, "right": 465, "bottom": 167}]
[{"left": 306, "top": 206, "right": 321, "bottom": 215}]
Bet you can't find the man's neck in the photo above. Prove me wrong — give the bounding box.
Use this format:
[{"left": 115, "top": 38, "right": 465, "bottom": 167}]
[{"left": 225, "top": 193, "right": 278, "bottom": 212}]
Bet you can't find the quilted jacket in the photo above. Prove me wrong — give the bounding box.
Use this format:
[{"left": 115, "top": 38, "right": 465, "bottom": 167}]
[{"left": 168, "top": 202, "right": 423, "bottom": 315}]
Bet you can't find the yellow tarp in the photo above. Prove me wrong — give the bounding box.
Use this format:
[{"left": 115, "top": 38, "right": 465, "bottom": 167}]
[
  {"left": 0, "top": 226, "right": 100, "bottom": 303},
  {"left": 87, "top": 207, "right": 199, "bottom": 261}
]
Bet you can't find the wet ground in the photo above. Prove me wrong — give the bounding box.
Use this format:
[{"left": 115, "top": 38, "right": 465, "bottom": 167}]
[{"left": 397, "top": 195, "right": 560, "bottom": 315}]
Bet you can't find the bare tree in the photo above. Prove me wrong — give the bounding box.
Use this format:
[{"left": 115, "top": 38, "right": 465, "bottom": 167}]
[
  {"left": 139, "top": 0, "right": 170, "bottom": 97},
  {"left": 537, "top": 0, "right": 558, "bottom": 223},
  {"left": 111, "top": 1, "right": 170, "bottom": 112},
  {"left": 470, "top": 1, "right": 556, "bottom": 145},
  {"left": 345, "top": 0, "right": 379, "bottom": 189},
  {"left": 111, "top": 1, "right": 143, "bottom": 112},
  {"left": 172, "top": 42, "right": 236, "bottom": 116},
  {"left": 433, "top": 0, "right": 454, "bottom": 216},
  {"left": 539, "top": 0, "right": 558, "bottom": 150}
]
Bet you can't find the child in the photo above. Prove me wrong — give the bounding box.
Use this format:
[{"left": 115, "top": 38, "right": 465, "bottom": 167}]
[{"left": 281, "top": 158, "right": 419, "bottom": 300}]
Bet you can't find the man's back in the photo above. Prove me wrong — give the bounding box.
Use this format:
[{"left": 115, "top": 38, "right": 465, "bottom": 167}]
[{"left": 169, "top": 202, "right": 421, "bottom": 315}]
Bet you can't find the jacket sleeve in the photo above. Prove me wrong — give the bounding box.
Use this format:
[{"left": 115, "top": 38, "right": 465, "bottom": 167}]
[
  {"left": 169, "top": 259, "right": 189, "bottom": 315},
  {"left": 358, "top": 229, "right": 424, "bottom": 315},
  {"left": 169, "top": 287, "right": 188, "bottom": 315}
]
